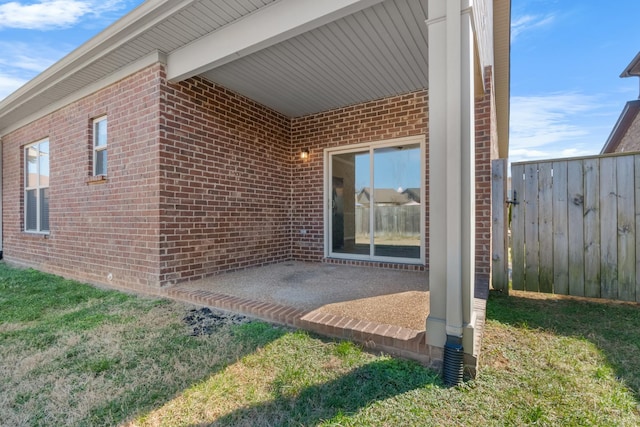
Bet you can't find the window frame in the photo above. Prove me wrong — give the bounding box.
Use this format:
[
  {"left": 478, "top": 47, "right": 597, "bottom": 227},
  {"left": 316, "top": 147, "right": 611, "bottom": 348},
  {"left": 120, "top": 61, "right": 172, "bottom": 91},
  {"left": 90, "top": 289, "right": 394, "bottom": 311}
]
[
  {"left": 92, "top": 116, "right": 107, "bottom": 176},
  {"left": 24, "top": 138, "right": 50, "bottom": 234},
  {"left": 323, "top": 135, "right": 426, "bottom": 265}
]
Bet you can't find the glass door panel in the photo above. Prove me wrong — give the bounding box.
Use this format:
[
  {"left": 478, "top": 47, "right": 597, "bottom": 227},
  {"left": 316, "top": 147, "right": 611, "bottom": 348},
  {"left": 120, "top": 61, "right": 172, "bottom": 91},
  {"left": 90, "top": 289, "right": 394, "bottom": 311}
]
[
  {"left": 373, "top": 144, "right": 421, "bottom": 259},
  {"left": 331, "top": 150, "right": 370, "bottom": 256},
  {"left": 328, "top": 139, "right": 423, "bottom": 263}
]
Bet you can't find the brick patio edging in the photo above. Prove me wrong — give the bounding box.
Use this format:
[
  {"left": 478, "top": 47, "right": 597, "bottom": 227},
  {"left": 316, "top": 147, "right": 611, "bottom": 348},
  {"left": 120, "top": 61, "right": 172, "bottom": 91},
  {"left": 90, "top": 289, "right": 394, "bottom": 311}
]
[{"left": 165, "top": 285, "right": 482, "bottom": 376}]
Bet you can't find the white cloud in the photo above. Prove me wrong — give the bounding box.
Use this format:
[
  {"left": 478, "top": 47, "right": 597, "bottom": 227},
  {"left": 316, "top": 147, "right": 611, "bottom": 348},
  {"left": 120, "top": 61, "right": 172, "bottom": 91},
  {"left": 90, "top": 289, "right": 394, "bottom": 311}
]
[
  {"left": 0, "top": 0, "right": 127, "bottom": 30},
  {"left": 0, "top": 42, "right": 61, "bottom": 72},
  {"left": 0, "top": 41, "right": 67, "bottom": 99},
  {"left": 0, "top": 1, "right": 137, "bottom": 103},
  {"left": 0, "top": 1, "right": 90, "bottom": 29},
  {"left": 0, "top": 75, "right": 28, "bottom": 100},
  {"left": 509, "top": 92, "right": 609, "bottom": 165},
  {"left": 511, "top": 14, "right": 555, "bottom": 42}
]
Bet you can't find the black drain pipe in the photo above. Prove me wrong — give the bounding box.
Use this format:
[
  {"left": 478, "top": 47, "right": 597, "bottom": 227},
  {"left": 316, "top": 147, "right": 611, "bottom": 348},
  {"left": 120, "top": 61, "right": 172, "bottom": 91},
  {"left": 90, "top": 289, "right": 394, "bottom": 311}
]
[{"left": 443, "top": 334, "right": 464, "bottom": 386}]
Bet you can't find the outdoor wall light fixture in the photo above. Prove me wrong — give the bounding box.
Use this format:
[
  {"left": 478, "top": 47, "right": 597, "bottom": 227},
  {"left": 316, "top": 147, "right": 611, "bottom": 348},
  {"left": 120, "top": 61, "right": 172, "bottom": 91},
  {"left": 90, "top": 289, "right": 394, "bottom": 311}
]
[{"left": 300, "top": 149, "right": 310, "bottom": 160}]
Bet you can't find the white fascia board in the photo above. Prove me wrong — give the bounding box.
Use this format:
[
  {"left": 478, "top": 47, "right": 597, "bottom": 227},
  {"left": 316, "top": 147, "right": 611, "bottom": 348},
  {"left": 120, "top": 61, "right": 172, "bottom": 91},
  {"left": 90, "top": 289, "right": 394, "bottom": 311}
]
[
  {"left": 166, "top": 0, "right": 385, "bottom": 82},
  {"left": 0, "top": 0, "right": 194, "bottom": 120},
  {"left": 0, "top": 52, "right": 166, "bottom": 138}
]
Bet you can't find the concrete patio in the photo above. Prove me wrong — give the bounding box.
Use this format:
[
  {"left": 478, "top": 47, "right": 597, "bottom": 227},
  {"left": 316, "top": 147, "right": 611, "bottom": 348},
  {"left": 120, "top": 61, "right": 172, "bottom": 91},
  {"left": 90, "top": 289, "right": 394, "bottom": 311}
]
[{"left": 164, "top": 261, "right": 487, "bottom": 372}]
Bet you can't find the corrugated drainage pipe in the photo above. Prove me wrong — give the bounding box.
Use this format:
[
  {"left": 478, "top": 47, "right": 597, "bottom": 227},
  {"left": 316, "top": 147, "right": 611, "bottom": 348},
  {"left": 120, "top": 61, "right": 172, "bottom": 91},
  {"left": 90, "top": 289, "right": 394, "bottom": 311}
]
[{"left": 443, "top": 335, "right": 464, "bottom": 386}]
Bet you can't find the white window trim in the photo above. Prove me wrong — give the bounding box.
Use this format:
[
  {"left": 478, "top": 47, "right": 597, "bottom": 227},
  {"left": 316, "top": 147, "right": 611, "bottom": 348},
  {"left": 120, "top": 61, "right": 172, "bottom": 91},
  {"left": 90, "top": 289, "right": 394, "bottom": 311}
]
[
  {"left": 323, "top": 135, "right": 426, "bottom": 265},
  {"left": 93, "top": 116, "right": 107, "bottom": 176},
  {"left": 24, "top": 138, "right": 49, "bottom": 234}
]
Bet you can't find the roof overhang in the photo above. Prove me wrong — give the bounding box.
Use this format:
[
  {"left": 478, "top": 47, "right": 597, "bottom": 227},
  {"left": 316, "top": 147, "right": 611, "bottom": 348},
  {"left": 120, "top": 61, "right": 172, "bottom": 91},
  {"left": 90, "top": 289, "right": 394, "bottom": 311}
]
[
  {"left": 621, "top": 51, "right": 640, "bottom": 78},
  {"left": 600, "top": 100, "right": 640, "bottom": 154},
  {"left": 0, "top": 0, "right": 511, "bottom": 155},
  {"left": 493, "top": 0, "right": 511, "bottom": 159}
]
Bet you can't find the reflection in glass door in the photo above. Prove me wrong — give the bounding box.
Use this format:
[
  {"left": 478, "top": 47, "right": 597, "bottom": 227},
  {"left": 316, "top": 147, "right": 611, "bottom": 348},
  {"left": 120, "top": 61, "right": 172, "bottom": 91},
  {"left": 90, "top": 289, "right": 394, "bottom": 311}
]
[
  {"left": 331, "top": 150, "right": 370, "bottom": 256},
  {"left": 328, "top": 139, "right": 423, "bottom": 263},
  {"left": 373, "top": 144, "right": 421, "bottom": 259}
]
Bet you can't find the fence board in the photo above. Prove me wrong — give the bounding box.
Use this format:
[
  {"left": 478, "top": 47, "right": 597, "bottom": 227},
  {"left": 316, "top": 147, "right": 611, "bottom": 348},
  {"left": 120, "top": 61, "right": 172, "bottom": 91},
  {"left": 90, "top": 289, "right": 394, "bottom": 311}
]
[
  {"left": 537, "top": 162, "right": 553, "bottom": 293},
  {"left": 356, "top": 206, "right": 420, "bottom": 236},
  {"left": 524, "top": 163, "right": 540, "bottom": 292},
  {"left": 552, "top": 161, "right": 569, "bottom": 295},
  {"left": 616, "top": 155, "right": 635, "bottom": 301},
  {"left": 583, "top": 158, "right": 601, "bottom": 298},
  {"left": 511, "top": 164, "right": 525, "bottom": 291},
  {"left": 599, "top": 157, "right": 618, "bottom": 300},
  {"left": 491, "top": 159, "right": 508, "bottom": 292},
  {"left": 512, "top": 153, "right": 639, "bottom": 303},
  {"left": 567, "top": 160, "right": 585, "bottom": 296}
]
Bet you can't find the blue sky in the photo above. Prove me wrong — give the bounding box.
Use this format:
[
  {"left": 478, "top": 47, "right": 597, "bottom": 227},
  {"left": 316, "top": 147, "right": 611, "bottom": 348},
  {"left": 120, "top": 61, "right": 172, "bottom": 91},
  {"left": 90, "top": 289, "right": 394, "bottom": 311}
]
[
  {"left": 0, "top": 0, "right": 143, "bottom": 99},
  {"left": 1, "top": 0, "right": 639, "bottom": 166},
  {"left": 510, "top": 0, "right": 640, "bottom": 163}
]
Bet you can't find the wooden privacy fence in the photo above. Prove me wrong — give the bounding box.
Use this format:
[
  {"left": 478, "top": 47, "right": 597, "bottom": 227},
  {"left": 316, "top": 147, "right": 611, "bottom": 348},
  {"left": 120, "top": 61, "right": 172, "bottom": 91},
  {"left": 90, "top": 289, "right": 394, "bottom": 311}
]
[
  {"left": 491, "top": 159, "right": 509, "bottom": 292},
  {"left": 355, "top": 205, "right": 420, "bottom": 237},
  {"left": 510, "top": 153, "right": 640, "bottom": 302}
]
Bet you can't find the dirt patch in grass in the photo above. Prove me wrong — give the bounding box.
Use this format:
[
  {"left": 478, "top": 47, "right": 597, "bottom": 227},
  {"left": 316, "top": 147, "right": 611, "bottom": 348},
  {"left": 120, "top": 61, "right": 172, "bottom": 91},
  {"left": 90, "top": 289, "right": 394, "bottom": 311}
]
[{"left": 183, "top": 307, "right": 253, "bottom": 335}]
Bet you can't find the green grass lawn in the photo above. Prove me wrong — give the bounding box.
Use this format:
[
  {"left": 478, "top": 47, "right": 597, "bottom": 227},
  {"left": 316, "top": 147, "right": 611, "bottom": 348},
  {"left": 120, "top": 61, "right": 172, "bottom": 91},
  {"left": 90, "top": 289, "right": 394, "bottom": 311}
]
[{"left": 0, "top": 263, "right": 638, "bottom": 426}]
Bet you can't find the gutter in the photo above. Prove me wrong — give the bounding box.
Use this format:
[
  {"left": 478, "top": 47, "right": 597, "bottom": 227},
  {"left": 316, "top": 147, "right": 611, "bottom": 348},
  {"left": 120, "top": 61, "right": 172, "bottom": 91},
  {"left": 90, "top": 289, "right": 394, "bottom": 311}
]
[{"left": 0, "top": 0, "right": 195, "bottom": 135}]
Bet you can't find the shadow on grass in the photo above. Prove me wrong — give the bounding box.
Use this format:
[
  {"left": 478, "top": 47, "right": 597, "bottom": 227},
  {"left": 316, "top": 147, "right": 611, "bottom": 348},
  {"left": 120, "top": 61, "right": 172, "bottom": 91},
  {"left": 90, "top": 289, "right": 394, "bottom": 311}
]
[
  {"left": 208, "top": 357, "right": 440, "bottom": 427},
  {"left": 88, "top": 321, "right": 289, "bottom": 426},
  {"left": 487, "top": 290, "right": 640, "bottom": 401},
  {"left": 0, "top": 264, "right": 292, "bottom": 426}
]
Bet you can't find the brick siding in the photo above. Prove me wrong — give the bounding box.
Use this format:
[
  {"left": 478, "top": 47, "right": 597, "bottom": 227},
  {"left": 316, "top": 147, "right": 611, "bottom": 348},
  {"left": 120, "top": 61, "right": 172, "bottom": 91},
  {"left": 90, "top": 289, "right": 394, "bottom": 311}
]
[
  {"left": 474, "top": 66, "right": 499, "bottom": 284},
  {"left": 290, "top": 91, "right": 429, "bottom": 266},
  {"left": 2, "top": 62, "right": 497, "bottom": 289},
  {"left": 157, "top": 73, "right": 292, "bottom": 284},
  {"left": 2, "top": 64, "right": 164, "bottom": 290},
  {"left": 616, "top": 113, "right": 640, "bottom": 152}
]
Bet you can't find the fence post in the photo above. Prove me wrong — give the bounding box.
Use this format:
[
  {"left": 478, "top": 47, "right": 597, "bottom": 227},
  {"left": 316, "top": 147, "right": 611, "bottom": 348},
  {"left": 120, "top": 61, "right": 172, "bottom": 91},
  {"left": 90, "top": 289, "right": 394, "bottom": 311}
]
[{"left": 491, "top": 159, "right": 509, "bottom": 293}]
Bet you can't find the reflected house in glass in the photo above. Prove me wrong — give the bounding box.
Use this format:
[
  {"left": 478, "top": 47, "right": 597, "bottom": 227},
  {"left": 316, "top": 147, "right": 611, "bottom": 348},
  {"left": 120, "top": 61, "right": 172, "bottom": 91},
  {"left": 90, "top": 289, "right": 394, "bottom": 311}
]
[{"left": 356, "top": 188, "right": 418, "bottom": 207}]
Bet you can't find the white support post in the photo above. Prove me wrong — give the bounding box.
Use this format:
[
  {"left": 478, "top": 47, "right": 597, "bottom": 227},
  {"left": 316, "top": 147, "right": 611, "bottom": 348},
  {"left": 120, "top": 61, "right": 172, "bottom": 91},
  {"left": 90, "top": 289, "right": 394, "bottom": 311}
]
[
  {"left": 426, "top": 0, "right": 477, "bottom": 359},
  {"left": 460, "top": 3, "right": 476, "bottom": 340}
]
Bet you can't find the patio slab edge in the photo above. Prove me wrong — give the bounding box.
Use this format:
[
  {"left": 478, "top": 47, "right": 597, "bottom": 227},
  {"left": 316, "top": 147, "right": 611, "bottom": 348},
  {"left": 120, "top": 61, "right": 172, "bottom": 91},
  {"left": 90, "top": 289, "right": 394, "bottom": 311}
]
[{"left": 164, "top": 285, "right": 453, "bottom": 371}]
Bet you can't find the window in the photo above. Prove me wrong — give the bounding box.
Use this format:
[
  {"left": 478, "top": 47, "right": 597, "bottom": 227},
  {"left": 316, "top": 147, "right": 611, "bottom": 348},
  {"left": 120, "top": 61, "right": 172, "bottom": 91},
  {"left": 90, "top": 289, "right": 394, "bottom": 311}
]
[
  {"left": 25, "top": 139, "right": 49, "bottom": 233},
  {"left": 93, "top": 116, "right": 107, "bottom": 176},
  {"left": 326, "top": 137, "right": 425, "bottom": 264}
]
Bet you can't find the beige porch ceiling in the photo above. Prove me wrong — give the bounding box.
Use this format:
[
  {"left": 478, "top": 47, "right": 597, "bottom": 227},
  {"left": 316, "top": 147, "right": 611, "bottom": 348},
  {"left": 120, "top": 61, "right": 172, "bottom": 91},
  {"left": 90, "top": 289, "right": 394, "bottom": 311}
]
[
  {"left": 0, "top": 0, "right": 430, "bottom": 132},
  {"left": 197, "top": 0, "right": 429, "bottom": 117}
]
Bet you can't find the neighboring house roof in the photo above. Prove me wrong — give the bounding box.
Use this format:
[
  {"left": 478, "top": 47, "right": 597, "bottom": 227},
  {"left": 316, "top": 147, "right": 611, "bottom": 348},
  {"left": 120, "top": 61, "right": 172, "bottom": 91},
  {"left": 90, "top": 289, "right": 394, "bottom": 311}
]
[
  {"left": 357, "top": 188, "right": 417, "bottom": 206},
  {"left": 601, "top": 100, "right": 640, "bottom": 154},
  {"left": 621, "top": 51, "right": 640, "bottom": 78},
  {"left": 0, "top": 0, "right": 511, "bottom": 155},
  {"left": 601, "top": 52, "right": 640, "bottom": 154},
  {"left": 402, "top": 188, "right": 421, "bottom": 203}
]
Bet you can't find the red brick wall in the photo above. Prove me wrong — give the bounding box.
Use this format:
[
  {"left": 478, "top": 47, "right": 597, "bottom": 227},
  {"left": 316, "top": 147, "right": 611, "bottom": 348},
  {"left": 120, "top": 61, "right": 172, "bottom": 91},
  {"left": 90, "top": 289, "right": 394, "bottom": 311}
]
[
  {"left": 290, "top": 92, "right": 429, "bottom": 267},
  {"left": 474, "top": 67, "right": 498, "bottom": 285},
  {"left": 157, "top": 74, "right": 292, "bottom": 284},
  {"left": 2, "top": 62, "right": 497, "bottom": 288},
  {"left": 1, "top": 64, "right": 164, "bottom": 290},
  {"left": 616, "top": 113, "right": 640, "bottom": 153}
]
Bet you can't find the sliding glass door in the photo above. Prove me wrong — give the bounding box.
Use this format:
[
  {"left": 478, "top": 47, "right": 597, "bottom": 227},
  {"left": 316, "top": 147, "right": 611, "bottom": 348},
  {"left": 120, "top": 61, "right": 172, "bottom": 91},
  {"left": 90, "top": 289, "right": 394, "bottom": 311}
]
[{"left": 327, "top": 137, "right": 424, "bottom": 264}]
